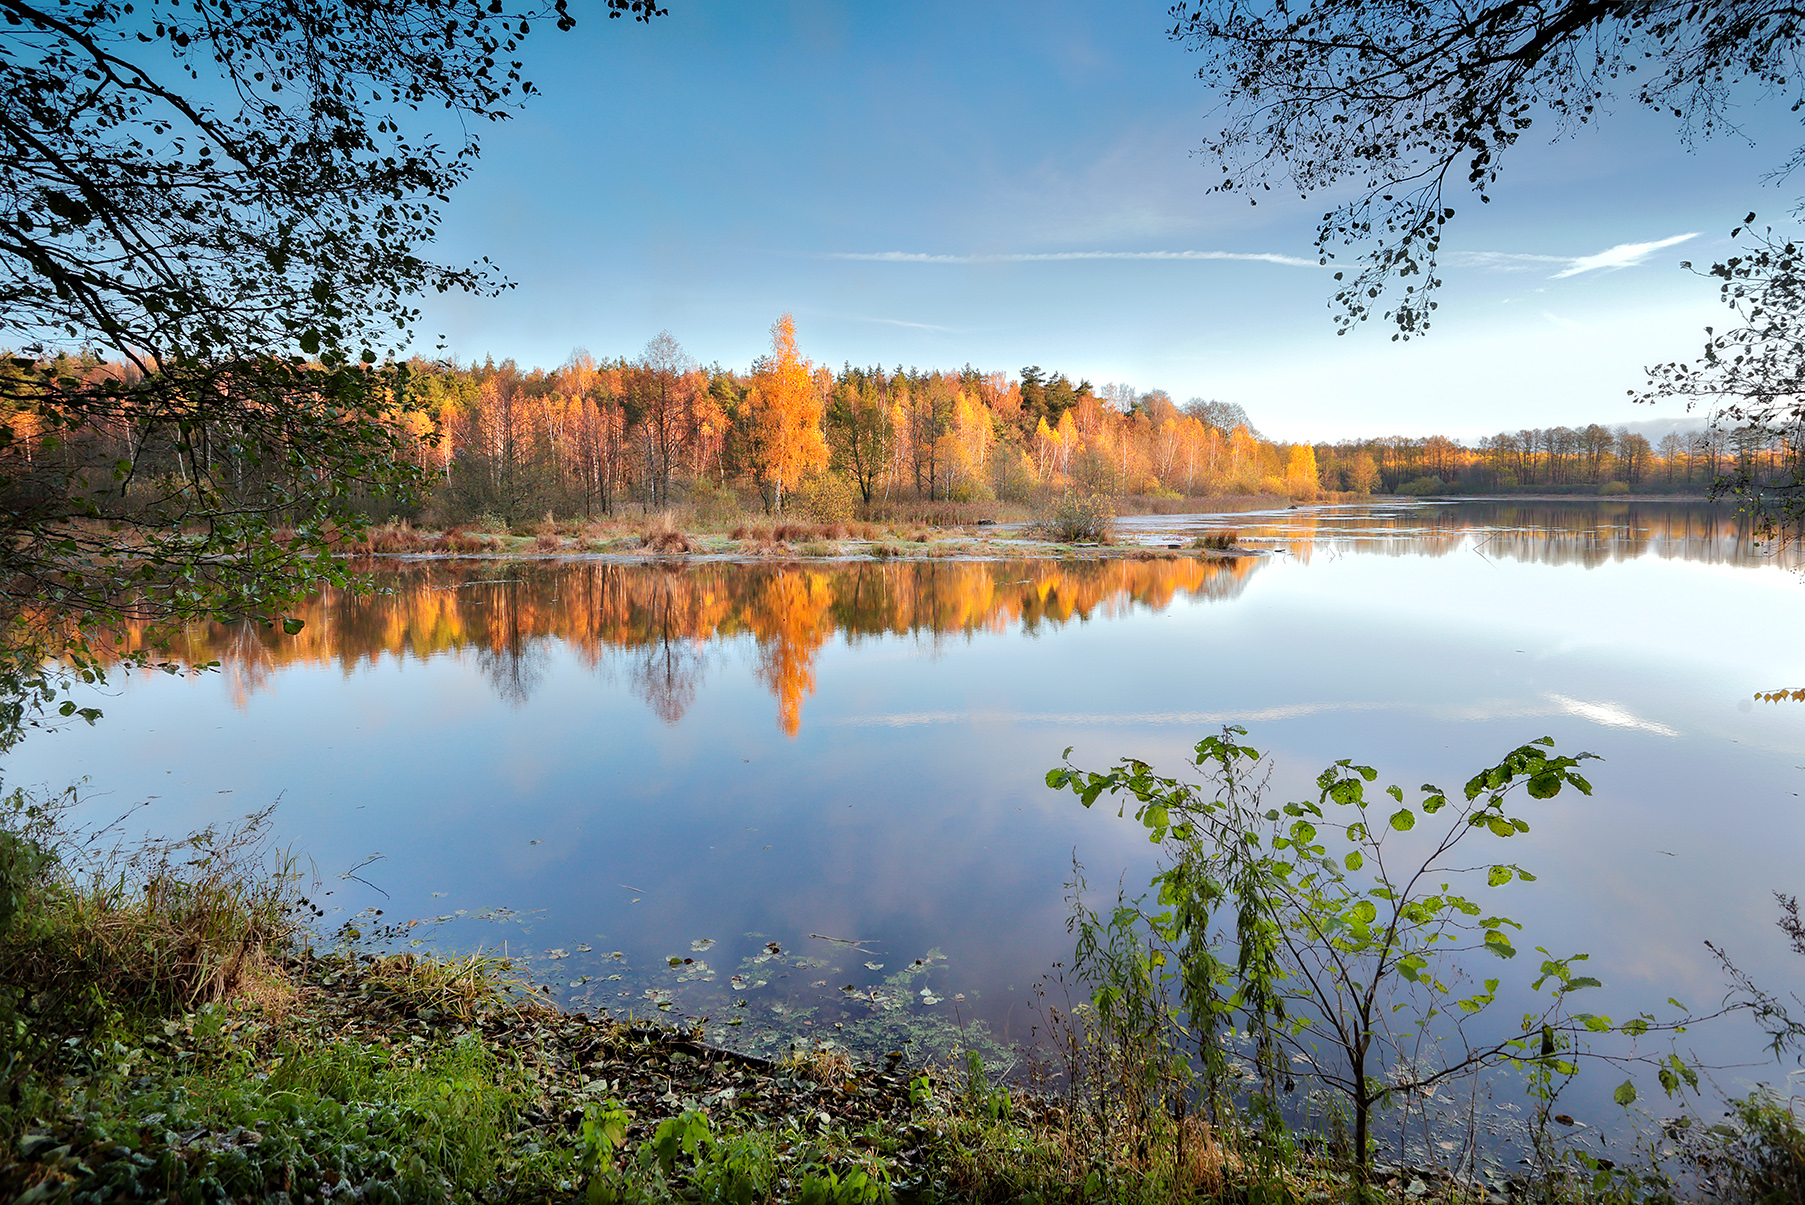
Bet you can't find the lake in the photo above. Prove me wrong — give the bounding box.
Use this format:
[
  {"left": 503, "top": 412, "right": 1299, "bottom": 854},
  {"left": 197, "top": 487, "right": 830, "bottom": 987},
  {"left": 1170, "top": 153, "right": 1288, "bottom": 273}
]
[{"left": 10, "top": 498, "right": 1805, "bottom": 1123}]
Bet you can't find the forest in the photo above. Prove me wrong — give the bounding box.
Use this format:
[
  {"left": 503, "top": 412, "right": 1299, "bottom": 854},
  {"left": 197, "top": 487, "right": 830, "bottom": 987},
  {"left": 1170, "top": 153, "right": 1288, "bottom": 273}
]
[{"left": 6, "top": 312, "right": 1792, "bottom": 536}]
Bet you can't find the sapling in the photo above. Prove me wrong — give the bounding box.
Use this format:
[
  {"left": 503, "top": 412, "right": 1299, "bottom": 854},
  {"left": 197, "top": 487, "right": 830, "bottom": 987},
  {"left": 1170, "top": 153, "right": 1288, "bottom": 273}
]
[{"left": 1052, "top": 730, "right": 1702, "bottom": 1188}]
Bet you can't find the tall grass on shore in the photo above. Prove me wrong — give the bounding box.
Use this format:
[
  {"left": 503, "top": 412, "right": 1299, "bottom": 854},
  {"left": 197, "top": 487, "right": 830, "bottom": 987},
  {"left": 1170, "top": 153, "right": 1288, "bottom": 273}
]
[{"left": 0, "top": 793, "right": 300, "bottom": 1021}]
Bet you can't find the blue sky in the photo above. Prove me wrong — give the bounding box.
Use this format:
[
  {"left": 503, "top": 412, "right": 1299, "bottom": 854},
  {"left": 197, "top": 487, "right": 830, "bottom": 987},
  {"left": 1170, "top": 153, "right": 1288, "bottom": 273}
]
[{"left": 415, "top": 1, "right": 1800, "bottom": 440}]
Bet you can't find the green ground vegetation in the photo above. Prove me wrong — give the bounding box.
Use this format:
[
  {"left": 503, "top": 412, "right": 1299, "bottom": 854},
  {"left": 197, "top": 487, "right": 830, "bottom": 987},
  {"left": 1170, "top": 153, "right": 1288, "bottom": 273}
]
[{"left": 2, "top": 764, "right": 1800, "bottom": 1204}]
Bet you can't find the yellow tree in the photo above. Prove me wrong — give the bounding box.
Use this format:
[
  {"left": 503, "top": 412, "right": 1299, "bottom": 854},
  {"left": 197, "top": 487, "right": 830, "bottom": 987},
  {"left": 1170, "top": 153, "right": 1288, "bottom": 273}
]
[
  {"left": 1285, "top": 443, "right": 1320, "bottom": 498},
  {"left": 749, "top": 314, "right": 828, "bottom": 511}
]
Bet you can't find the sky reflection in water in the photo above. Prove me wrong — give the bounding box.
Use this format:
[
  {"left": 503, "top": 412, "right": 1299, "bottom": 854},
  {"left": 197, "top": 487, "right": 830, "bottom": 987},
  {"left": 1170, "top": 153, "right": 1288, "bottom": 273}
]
[{"left": 11, "top": 499, "right": 1805, "bottom": 1115}]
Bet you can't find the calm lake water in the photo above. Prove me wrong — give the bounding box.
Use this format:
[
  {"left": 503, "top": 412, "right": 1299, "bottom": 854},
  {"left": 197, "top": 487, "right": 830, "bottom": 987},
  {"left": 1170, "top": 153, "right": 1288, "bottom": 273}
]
[{"left": 11, "top": 499, "right": 1805, "bottom": 1120}]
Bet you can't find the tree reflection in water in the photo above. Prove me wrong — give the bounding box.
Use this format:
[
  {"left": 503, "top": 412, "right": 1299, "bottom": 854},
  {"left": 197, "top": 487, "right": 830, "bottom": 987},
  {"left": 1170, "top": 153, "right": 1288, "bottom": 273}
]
[
  {"left": 90, "top": 555, "right": 1261, "bottom": 732},
  {"left": 87, "top": 500, "right": 1781, "bottom": 731}
]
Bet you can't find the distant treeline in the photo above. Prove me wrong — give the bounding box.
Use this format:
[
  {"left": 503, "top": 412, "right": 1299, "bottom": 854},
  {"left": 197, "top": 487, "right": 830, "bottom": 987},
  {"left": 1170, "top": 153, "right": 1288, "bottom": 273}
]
[
  {"left": 1317, "top": 424, "right": 1795, "bottom": 497},
  {"left": 393, "top": 319, "right": 1324, "bottom": 523},
  {"left": 11, "top": 316, "right": 1786, "bottom": 530}
]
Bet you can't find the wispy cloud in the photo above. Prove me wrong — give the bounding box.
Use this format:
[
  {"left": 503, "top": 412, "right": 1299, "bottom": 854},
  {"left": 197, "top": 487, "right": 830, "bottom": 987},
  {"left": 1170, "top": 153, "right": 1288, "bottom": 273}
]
[
  {"left": 844, "top": 314, "right": 957, "bottom": 333},
  {"left": 1445, "top": 250, "right": 1571, "bottom": 271},
  {"left": 827, "top": 249, "right": 1320, "bottom": 268},
  {"left": 1448, "top": 233, "right": 1699, "bottom": 278},
  {"left": 1546, "top": 693, "right": 1680, "bottom": 737},
  {"left": 1549, "top": 233, "right": 1698, "bottom": 277}
]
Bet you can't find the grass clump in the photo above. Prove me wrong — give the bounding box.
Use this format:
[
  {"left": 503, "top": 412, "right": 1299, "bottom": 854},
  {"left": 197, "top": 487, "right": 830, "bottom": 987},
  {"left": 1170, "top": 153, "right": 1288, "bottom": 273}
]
[
  {"left": 0, "top": 797, "right": 299, "bottom": 1026},
  {"left": 641, "top": 512, "right": 693, "bottom": 555},
  {"left": 1190, "top": 530, "right": 1238, "bottom": 551},
  {"left": 0, "top": 797, "right": 575, "bottom": 1202}
]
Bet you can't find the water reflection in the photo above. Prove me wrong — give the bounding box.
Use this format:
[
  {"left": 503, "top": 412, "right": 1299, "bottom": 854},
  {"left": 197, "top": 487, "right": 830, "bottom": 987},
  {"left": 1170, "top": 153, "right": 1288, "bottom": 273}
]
[
  {"left": 122, "top": 556, "right": 1263, "bottom": 733},
  {"left": 1119, "top": 499, "right": 1799, "bottom": 569},
  {"left": 14, "top": 499, "right": 1805, "bottom": 1118}
]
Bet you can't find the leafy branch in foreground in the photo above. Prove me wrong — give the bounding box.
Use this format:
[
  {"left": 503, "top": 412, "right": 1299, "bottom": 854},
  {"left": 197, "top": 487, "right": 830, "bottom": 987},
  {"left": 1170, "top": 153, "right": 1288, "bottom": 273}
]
[
  {"left": 1641, "top": 221, "right": 1805, "bottom": 541},
  {"left": 1051, "top": 729, "right": 1712, "bottom": 1188},
  {"left": 0, "top": 0, "right": 666, "bottom": 745}
]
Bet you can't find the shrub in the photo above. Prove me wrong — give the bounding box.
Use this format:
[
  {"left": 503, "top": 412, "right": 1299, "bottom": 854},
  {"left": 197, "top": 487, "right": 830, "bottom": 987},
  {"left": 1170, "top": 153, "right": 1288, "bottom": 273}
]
[
  {"left": 1710, "top": 1087, "right": 1805, "bottom": 1204},
  {"left": 1396, "top": 475, "right": 1444, "bottom": 496},
  {"left": 1033, "top": 494, "right": 1115, "bottom": 544},
  {"left": 948, "top": 478, "right": 996, "bottom": 503},
  {"left": 1599, "top": 480, "right": 1631, "bottom": 495},
  {"left": 687, "top": 477, "right": 742, "bottom": 524},
  {"left": 1049, "top": 732, "right": 1708, "bottom": 1190},
  {"left": 797, "top": 472, "right": 857, "bottom": 524}
]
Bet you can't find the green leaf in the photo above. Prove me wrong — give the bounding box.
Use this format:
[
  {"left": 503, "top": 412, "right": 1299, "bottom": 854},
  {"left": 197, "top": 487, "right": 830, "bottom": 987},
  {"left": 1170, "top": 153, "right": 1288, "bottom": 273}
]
[
  {"left": 1487, "top": 865, "right": 1511, "bottom": 887},
  {"left": 1344, "top": 850, "right": 1363, "bottom": 871},
  {"left": 1613, "top": 1079, "right": 1637, "bottom": 1107},
  {"left": 1389, "top": 808, "right": 1415, "bottom": 831},
  {"left": 282, "top": 617, "right": 306, "bottom": 635}
]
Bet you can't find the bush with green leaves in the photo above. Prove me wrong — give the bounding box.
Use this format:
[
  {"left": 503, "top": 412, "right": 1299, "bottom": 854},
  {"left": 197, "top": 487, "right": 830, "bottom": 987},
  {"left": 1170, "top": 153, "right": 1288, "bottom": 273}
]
[{"left": 1051, "top": 729, "right": 1703, "bottom": 1186}]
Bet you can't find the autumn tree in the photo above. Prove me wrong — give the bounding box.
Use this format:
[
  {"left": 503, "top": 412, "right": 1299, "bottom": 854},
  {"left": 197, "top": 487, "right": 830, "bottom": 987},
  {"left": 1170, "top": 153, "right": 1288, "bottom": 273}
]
[
  {"left": 745, "top": 315, "right": 827, "bottom": 513},
  {"left": 826, "top": 365, "right": 895, "bottom": 504},
  {"left": 555, "top": 351, "right": 631, "bottom": 517},
  {"left": 1284, "top": 443, "right": 1320, "bottom": 497},
  {"left": 633, "top": 331, "right": 698, "bottom": 509}
]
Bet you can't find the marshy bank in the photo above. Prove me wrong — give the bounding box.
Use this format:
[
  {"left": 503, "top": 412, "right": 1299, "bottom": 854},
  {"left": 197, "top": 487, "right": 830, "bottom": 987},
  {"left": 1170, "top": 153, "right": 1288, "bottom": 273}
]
[
  {"left": 0, "top": 802, "right": 1498, "bottom": 1205},
  {"left": 4, "top": 798, "right": 1803, "bottom": 1205}
]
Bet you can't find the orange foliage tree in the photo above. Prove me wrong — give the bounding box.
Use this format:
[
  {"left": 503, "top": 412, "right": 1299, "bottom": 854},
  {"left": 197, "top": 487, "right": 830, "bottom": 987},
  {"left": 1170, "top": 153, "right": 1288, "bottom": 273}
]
[{"left": 746, "top": 315, "right": 828, "bottom": 512}]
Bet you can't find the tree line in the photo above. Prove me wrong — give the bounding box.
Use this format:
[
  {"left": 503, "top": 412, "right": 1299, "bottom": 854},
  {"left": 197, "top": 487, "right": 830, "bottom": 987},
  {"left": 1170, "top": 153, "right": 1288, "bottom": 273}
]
[
  {"left": 376, "top": 316, "right": 1325, "bottom": 523},
  {"left": 1316, "top": 422, "right": 1802, "bottom": 497},
  {"left": 12, "top": 322, "right": 1781, "bottom": 549}
]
